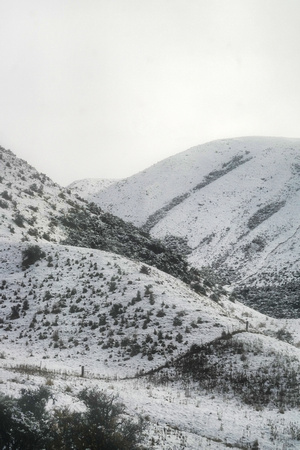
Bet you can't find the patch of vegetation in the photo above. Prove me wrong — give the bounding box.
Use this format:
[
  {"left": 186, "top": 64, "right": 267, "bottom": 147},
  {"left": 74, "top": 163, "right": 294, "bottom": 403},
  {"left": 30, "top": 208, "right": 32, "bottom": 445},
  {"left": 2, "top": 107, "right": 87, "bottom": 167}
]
[
  {"left": 247, "top": 201, "right": 286, "bottom": 230},
  {"left": 168, "top": 335, "right": 300, "bottom": 409},
  {"left": 60, "top": 203, "right": 189, "bottom": 284},
  {"left": 163, "top": 235, "right": 192, "bottom": 256},
  {"left": 234, "top": 276, "right": 300, "bottom": 319},
  {"left": 1, "top": 190, "right": 12, "bottom": 201},
  {"left": 0, "top": 387, "right": 146, "bottom": 450},
  {"left": 0, "top": 199, "right": 8, "bottom": 209},
  {"left": 143, "top": 153, "right": 251, "bottom": 232}
]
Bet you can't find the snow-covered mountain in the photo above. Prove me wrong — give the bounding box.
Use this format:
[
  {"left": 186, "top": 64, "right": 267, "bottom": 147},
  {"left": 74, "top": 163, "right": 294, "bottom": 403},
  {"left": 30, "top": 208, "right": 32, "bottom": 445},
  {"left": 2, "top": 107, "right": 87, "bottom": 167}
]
[
  {"left": 72, "top": 137, "right": 300, "bottom": 317},
  {"left": 2, "top": 143, "right": 300, "bottom": 449}
]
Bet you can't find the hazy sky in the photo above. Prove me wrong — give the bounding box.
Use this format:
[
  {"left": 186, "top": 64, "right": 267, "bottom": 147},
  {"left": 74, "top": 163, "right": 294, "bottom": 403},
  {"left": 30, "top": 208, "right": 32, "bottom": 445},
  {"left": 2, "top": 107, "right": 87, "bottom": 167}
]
[{"left": 1, "top": 0, "right": 300, "bottom": 186}]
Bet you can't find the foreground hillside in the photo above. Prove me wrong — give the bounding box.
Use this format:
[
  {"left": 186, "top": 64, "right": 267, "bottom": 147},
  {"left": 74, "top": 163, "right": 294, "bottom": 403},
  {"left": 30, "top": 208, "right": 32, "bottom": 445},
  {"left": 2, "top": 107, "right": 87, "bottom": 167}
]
[
  {"left": 72, "top": 137, "right": 300, "bottom": 318},
  {"left": 1, "top": 241, "right": 300, "bottom": 448}
]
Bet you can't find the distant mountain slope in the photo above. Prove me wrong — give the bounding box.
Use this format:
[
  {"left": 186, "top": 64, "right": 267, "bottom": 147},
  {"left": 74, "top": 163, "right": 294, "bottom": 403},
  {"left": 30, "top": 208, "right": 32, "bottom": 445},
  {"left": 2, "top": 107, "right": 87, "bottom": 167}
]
[
  {"left": 72, "top": 137, "right": 300, "bottom": 317},
  {"left": 68, "top": 178, "right": 118, "bottom": 203},
  {"left": 78, "top": 137, "right": 278, "bottom": 226}
]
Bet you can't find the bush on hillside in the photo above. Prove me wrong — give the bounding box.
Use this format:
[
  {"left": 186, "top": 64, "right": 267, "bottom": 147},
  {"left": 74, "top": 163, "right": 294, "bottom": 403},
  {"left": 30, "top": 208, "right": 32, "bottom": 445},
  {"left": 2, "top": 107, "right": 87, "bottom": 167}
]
[
  {"left": 22, "top": 245, "right": 46, "bottom": 269},
  {"left": 0, "top": 386, "right": 51, "bottom": 450}
]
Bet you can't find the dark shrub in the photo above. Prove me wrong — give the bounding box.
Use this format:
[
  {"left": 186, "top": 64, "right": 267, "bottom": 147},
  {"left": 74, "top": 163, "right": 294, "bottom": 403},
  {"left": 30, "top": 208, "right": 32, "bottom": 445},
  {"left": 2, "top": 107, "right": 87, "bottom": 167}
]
[
  {"left": 14, "top": 213, "right": 25, "bottom": 228},
  {"left": 140, "top": 265, "right": 150, "bottom": 275},
  {"left": 0, "top": 388, "right": 146, "bottom": 450},
  {"left": 22, "top": 245, "right": 46, "bottom": 269},
  {"left": 0, "top": 386, "right": 50, "bottom": 450}
]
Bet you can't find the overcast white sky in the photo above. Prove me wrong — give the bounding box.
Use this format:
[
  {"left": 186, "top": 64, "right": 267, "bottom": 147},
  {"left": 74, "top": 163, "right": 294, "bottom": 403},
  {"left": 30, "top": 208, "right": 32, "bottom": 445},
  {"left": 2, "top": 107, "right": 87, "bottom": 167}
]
[{"left": 1, "top": 0, "right": 300, "bottom": 186}]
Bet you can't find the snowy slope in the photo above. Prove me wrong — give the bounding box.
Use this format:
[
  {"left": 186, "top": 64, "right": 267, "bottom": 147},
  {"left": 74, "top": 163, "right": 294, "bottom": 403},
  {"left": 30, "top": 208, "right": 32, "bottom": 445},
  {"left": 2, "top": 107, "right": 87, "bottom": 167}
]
[
  {"left": 74, "top": 137, "right": 300, "bottom": 317},
  {"left": 2, "top": 142, "right": 300, "bottom": 448},
  {"left": 1, "top": 241, "right": 300, "bottom": 449},
  {"left": 78, "top": 136, "right": 295, "bottom": 227},
  {"left": 0, "top": 145, "right": 87, "bottom": 243}
]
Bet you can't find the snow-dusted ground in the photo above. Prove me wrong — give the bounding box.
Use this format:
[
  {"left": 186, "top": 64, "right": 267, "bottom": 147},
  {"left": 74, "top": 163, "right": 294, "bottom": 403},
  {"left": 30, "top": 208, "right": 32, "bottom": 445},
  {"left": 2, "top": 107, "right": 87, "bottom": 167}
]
[{"left": 1, "top": 353, "right": 300, "bottom": 449}]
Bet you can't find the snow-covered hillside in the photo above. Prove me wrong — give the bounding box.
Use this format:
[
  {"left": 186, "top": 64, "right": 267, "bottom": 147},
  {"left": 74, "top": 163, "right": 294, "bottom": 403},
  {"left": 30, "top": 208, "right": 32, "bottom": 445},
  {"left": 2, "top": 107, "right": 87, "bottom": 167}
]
[
  {"left": 73, "top": 137, "right": 300, "bottom": 317},
  {"left": 2, "top": 142, "right": 300, "bottom": 449},
  {"left": 0, "top": 145, "right": 87, "bottom": 244},
  {"left": 0, "top": 241, "right": 240, "bottom": 376}
]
